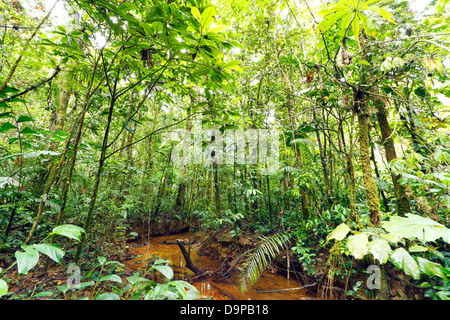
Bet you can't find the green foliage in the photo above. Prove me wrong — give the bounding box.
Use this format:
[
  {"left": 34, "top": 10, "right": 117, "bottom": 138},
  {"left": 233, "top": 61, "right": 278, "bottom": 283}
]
[
  {"left": 239, "top": 232, "right": 291, "bottom": 292},
  {"left": 327, "top": 213, "right": 450, "bottom": 299}
]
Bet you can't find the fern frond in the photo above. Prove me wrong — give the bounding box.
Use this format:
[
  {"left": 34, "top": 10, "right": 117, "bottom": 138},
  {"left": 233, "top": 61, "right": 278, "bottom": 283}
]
[{"left": 239, "top": 232, "right": 292, "bottom": 292}]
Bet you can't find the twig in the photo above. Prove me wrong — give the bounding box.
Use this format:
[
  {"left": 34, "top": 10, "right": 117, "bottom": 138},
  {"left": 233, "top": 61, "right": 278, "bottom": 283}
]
[
  {"left": 0, "top": 67, "right": 61, "bottom": 104},
  {"left": 255, "top": 282, "right": 317, "bottom": 294}
]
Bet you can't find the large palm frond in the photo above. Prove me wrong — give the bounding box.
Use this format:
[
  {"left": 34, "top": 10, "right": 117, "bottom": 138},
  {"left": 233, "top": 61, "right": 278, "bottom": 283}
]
[{"left": 239, "top": 232, "right": 292, "bottom": 292}]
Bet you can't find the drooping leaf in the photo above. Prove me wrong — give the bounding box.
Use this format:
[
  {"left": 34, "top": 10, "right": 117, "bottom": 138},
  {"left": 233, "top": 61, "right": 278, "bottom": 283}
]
[
  {"left": 0, "top": 122, "right": 16, "bottom": 133},
  {"left": 352, "top": 12, "right": 360, "bottom": 40},
  {"left": 51, "top": 224, "right": 85, "bottom": 241},
  {"left": 0, "top": 279, "right": 8, "bottom": 297},
  {"left": 347, "top": 233, "right": 369, "bottom": 259},
  {"left": 389, "top": 248, "right": 420, "bottom": 279},
  {"left": 95, "top": 292, "right": 121, "bottom": 300},
  {"left": 33, "top": 243, "right": 65, "bottom": 264},
  {"left": 99, "top": 274, "right": 122, "bottom": 283},
  {"left": 417, "top": 257, "right": 447, "bottom": 279},
  {"left": 368, "top": 238, "right": 392, "bottom": 264},
  {"left": 15, "top": 246, "right": 40, "bottom": 274},
  {"left": 17, "top": 115, "right": 35, "bottom": 123},
  {"left": 409, "top": 245, "right": 428, "bottom": 252},
  {"left": 152, "top": 265, "right": 173, "bottom": 280},
  {"left": 326, "top": 223, "right": 351, "bottom": 242}
]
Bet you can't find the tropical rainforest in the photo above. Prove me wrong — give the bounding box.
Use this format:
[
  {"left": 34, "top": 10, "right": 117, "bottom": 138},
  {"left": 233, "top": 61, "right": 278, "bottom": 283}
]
[{"left": 0, "top": 0, "right": 449, "bottom": 302}]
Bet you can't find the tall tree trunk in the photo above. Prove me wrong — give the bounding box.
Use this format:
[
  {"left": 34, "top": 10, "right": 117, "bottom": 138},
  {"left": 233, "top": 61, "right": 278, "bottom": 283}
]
[
  {"left": 338, "top": 111, "right": 358, "bottom": 226},
  {"left": 313, "top": 107, "right": 333, "bottom": 206},
  {"left": 153, "top": 150, "right": 172, "bottom": 217},
  {"left": 174, "top": 119, "right": 193, "bottom": 212},
  {"left": 355, "top": 94, "right": 380, "bottom": 227},
  {"left": 374, "top": 98, "right": 411, "bottom": 216},
  {"left": 369, "top": 134, "right": 390, "bottom": 213}
]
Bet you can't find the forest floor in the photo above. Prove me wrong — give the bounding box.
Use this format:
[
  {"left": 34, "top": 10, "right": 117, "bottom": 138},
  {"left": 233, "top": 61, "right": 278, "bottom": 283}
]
[{"left": 0, "top": 215, "right": 425, "bottom": 300}]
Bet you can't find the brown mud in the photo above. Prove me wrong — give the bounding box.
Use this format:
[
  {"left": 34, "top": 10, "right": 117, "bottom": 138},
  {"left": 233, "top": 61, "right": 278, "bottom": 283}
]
[{"left": 124, "top": 232, "right": 318, "bottom": 300}]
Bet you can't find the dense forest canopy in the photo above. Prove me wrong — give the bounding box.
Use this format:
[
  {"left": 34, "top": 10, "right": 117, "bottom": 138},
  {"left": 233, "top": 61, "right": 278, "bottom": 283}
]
[{"left": 0, "top": 0, "right": 449, "bottom": 301}]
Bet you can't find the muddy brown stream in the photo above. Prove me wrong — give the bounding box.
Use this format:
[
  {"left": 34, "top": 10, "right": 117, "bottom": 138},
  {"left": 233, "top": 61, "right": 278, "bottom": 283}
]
[{"left": 125, "top": 233, "right": 316, "bottom": 300}]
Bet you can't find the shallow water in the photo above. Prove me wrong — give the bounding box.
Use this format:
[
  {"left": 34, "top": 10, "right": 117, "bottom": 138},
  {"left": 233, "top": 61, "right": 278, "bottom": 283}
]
[{"left": 125, "top": 233, "right": 316, "bottom": 300}]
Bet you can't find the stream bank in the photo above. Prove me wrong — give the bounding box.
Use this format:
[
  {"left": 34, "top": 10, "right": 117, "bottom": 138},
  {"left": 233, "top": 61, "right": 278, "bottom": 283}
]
[{"left": 124, "top": 229, "right": 319, "bottom": 300}]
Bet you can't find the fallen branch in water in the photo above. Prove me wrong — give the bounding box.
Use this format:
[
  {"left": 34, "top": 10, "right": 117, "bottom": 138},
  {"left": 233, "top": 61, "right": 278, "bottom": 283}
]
[
  {"left": 208, "top": 279, "right": 237, "bottom": 300},
  {"left": 176, "top": 240, "right": 202, "bottom": 275},
  {"left": 255, "top": 282, "right": 317, "bottom": 294},
  {"left": 222, "top": 250, "right": 251, "bottom": 278}
]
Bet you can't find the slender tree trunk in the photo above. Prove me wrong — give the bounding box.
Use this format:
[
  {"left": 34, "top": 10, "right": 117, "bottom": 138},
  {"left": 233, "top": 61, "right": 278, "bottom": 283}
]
[
  {"left": 153, "top": 150, "right": 172, "bottom": 217},
  {"left": 24, "top": 107, "right": 86, "bottom": 245},
  {"left": 369, "top": 135, "right": 390, "bottom": 212},
  {"left": 174, "top": 119, "right": 193, "bottom": 211},
  {"left": 313, "top": 108, "right": 333, "bottom": 206},
  {"left": 374, "top": 98, "right": 411, "bottom": 216},
  {"left": 75, "top": 94, "right": 116, "bottom": 261}
]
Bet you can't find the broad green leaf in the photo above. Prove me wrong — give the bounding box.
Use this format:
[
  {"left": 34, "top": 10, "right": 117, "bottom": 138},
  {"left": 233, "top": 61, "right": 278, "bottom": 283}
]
[
  {"left": 95, "top": 292, "right": 121, "bottom": 300},
  {"left": 98, "top": 256, "right": 107, "bottom": 265},
  {"left": 152, "top": 21, "right": 164, "bottom": 33},
  {"left": 368, "top": 238, "right": 391, "bottom": 264},
  {"left": 382, "top": 214, "right": 450, "bottom": 243},
  {"left": 15, "top": 246, "right": 40, "bottom": 274},
  {"left": 33, "top": 243, "right": 65, "bottom": 264},
  {"left": 326, "top": 223, "right": 351, "bottom": 242},
  {"left": 77, "top": 281, "right": 95, "bottom": 289},
  {"left": 338, "top": 11, "right": 353, "bottom": 40},
  {"left": 152, "top": 264, "right": 173, "bottom": 280},
  {"left": 105, "top": 260, "right": 125, "bottom": 267},
  {"left": 51, "top": 224, "right": 85, "bottom": 241},
  {"left": 127, "top": 274, "right": 149, "bottom": 285},
  {"left": 17, "top": 115, "right": 35, "bottom": 122},
  {"left": 201, "top": 6, "right": 216, "bottom": 30},
  {"left": 171, "top": 280, "right": 200, "bottom": 299},
  {"left": 357, "top": 60, "right": 371, "bottom": 66},
  {"left": 99, "top": 274, "right": 122, "bottom": 283},
  {"left": 33, "top": 291, "right": 53, "bottom": 297},
  {"left": 191, "top": 7, "right": 201, "bottom": 21},
  {"left": 0, "top": 279, "right": 8, "bottom": 297},
  {"left": 20, "top": 127, "right": 38, "bottom": 134},
  {"left": 0, "top": 122, "right": 16, "bottom": 133},
  {"left": 409, "top": 245, "right": 428, "bottom": 252},
  {"left": 389, "top": 248, "right": 420, "bottom": 279},
  {"left": 442, "top": 196, "right": 450, "bottom": 209},
  {"left": 0, "top": 112, "right": 13, "bottom": 119},
  {"left": 417, "top": 257, "right": 447, "bottom": 279},
  {"left": 228, "top": 65, "right": 243, "bottom": 72},
  {"left": 56, "top": 284, "right": 69, "bottom": 293},
  {"left": 436, "top": 291, "right": 450, "bottom": 300},
  {"left": 208, "top": 25, "right": 228, "bottom": 33},
  {"left": 317, "top": 10, "right": 349, "bottom": 32},
  {"left": 118, "top": 1, "right": 136, "bottom": 12},
  {"left": 347, "top": 232, "right": 369, "bottom": 259},
  {"left": 352, "top": 12, "right": 360, "bottom": 40}
]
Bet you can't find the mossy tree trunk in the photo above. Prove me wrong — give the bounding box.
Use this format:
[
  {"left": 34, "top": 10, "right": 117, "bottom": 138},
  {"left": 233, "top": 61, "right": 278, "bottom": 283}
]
[
  {"left": 374, "top": 97, "right": 411, "bottom": 216},
  {"left": 355, "top": 93, "right": 380, "bottom": 227}
]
